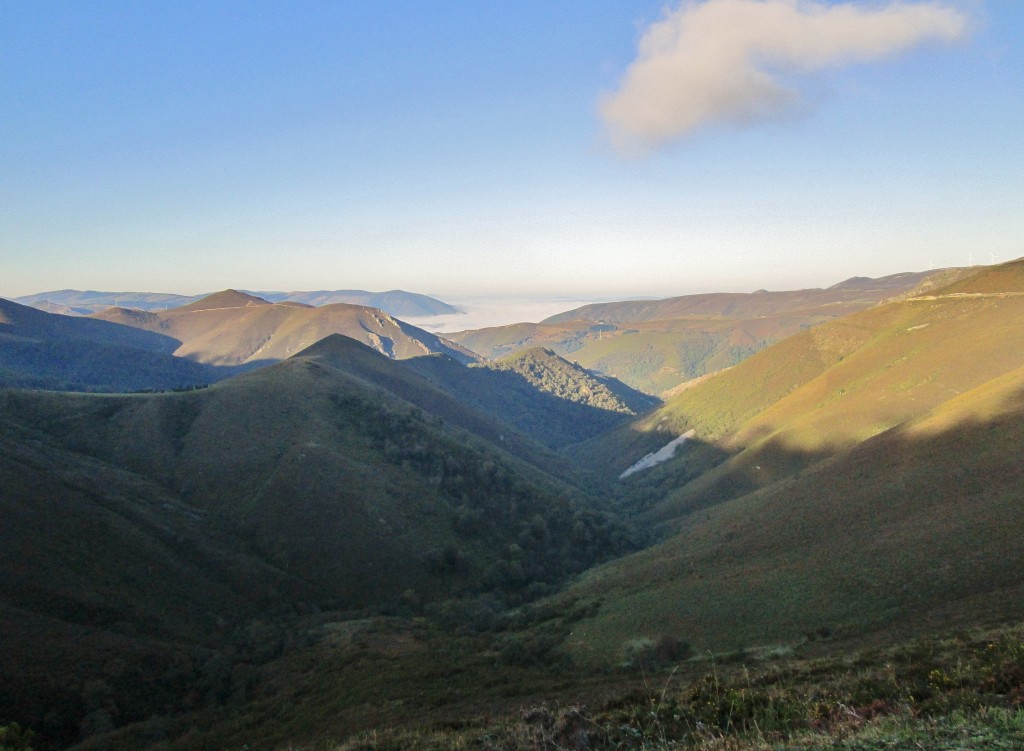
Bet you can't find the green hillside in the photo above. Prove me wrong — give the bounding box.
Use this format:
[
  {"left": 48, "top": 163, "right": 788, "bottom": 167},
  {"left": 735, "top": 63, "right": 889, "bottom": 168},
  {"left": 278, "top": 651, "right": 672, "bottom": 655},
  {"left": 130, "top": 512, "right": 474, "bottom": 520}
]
[
  {"left": 4, "top": 263, "right": 1024, "bottom": 751},
  {"left": 488, "top": 347, "right": 659, "bottom": 414},
  {"left": 447, "top": 270, "right": 960, "bottom": 394},
  {"left": 561, "top": 364, "right": 1024, "bottom": 666},
  {"left": 549, "top": 260, "right": 1024, "bottom": 663},
  {"left": 0, "top": 335, "right": 638, "bottom": 746},
  {"left": 571, "top": 261, "right": 1024, "bottom": 492}
]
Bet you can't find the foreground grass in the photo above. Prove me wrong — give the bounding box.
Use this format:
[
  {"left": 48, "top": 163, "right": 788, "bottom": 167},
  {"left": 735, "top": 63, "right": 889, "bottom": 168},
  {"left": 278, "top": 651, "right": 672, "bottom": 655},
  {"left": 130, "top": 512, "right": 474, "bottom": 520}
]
[
  {"left": 66, "top": 619, "right": 1024, "bottom": 750},
  {"left": 308, "top": 623, "right": 1024, "bottom": 751}
]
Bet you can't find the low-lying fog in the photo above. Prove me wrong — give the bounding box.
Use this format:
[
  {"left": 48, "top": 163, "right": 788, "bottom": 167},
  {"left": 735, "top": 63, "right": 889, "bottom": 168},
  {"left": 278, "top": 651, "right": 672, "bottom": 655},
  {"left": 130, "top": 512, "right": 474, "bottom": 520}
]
[{"left": 404, "top": 295, "right": 637, "bottom": 333}]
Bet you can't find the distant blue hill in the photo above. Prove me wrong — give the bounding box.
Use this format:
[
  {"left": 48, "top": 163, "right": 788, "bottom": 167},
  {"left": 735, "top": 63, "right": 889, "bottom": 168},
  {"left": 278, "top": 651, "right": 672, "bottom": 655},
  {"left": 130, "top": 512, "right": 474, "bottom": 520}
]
[{"left": 11, "top": 288, "right": 458, "bottom": 318}]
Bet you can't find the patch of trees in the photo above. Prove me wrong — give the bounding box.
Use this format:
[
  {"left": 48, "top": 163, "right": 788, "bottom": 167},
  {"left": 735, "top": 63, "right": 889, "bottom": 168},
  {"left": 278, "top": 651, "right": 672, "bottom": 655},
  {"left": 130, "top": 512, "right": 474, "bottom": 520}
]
[{"left": 328, "top": 391, "right": 639, "bottom": 602}]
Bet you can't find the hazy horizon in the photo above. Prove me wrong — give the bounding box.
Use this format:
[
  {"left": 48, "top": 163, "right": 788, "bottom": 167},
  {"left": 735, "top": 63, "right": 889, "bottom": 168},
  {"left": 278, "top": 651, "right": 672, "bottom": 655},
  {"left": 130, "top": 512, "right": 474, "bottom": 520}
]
[
  {"left": 2, "top": 256, "right": 1005, "bottom": 332},
  {"left": 3, "top": 1, "right": 1021, "bottom": 298}
]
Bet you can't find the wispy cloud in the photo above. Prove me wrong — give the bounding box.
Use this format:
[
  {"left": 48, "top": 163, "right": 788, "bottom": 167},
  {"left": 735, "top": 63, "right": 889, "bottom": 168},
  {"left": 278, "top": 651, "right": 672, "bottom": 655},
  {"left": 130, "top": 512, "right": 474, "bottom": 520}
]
[{"left": 601, "top": 0, "right": 969, "bottom": 154}]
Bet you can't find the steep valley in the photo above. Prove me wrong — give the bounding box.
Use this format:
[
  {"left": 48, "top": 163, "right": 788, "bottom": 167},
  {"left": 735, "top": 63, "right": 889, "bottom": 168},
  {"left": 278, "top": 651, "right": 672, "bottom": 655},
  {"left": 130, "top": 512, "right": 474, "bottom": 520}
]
[{"left": 1, "top": 262, "right": 1023, "bottom": 750}]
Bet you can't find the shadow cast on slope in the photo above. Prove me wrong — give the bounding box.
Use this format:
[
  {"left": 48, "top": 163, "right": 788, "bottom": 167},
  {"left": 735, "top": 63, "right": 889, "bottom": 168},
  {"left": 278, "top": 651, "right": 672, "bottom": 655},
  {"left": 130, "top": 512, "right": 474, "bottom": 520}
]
[
  {"left": 563, "top": 389, "right": 1024, "bottom": 663},
  {"left": 403, "top": 354, "right": 657, "bottom": 450}
]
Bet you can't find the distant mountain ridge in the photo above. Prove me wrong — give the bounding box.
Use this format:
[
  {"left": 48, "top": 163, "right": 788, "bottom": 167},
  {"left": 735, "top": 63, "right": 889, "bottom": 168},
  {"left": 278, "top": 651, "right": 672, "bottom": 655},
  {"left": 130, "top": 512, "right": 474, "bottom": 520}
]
[
  {"left": 10, "top": 287, "right": 458, "bottom": 318},
  {"left": 92, "top": 289, "right": 477, "bottom": 367},
  {"left": 540, "top": 270, "right": 948, "bottom": 324},
  {"left": 448, "top": 269, "right": 971, "bottom": 395}
]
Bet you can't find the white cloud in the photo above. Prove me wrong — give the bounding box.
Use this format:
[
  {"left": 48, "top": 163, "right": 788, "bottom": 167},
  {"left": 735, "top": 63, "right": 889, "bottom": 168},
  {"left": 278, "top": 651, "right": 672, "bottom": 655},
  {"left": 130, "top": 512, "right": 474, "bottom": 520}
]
[{"left": 601, "top": 0, "right": 969, "bottom": 153}]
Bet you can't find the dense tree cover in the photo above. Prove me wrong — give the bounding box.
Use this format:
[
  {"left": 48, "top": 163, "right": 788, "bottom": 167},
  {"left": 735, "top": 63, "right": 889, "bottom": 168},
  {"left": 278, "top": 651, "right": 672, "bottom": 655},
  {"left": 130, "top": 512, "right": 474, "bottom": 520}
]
[
  {"left": 407, "top": 348, "right": 657, "bottom": 449},
  {"left": 328, "top": 389, "right": 639, "bottom": 602}
]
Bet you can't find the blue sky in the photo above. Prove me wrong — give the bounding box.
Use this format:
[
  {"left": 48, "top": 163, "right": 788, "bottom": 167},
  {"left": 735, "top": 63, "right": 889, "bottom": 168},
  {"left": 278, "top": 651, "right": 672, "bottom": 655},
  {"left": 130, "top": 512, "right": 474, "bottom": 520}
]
[{"left": 2, "top": 1, "right": 1021, "bottom": 300}]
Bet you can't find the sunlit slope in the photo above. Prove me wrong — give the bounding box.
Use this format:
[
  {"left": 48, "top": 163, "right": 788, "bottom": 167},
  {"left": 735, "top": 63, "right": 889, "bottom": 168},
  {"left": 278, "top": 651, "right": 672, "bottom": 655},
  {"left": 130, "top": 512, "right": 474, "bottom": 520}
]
[
  {"left": 449, "top": 315, "right": 833, "bottom": 395},
  {"left": 562, "top": 363, "right": 1024, "bottom": 665},
  {"left": 642, "top": 266, "right": 1024, "bottom": 517},
  {"left": 93, "top": 289, "right": 477, "bottom": 366},
  {"left": 447, "top": 271, "right": 957, "bottom": 394},
  {"left": 570, "top": 262, "right": 1024, "bottom": 496}
]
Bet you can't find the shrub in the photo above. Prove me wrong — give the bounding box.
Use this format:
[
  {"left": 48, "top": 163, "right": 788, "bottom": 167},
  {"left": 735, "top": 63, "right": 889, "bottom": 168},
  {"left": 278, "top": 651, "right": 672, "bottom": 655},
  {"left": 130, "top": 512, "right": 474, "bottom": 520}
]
[
  {"left": 621, "top": 638, "right": 657, "bottom": 670},
  {"left": 0, "top": 723, "right": 33, "bottom": 751}
]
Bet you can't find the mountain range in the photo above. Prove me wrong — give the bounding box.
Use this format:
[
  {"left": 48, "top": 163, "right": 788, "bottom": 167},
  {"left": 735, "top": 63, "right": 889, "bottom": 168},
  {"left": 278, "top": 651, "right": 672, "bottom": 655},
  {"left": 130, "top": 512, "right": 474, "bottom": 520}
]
[
  {"left": 447, "top": 269, "right": 969, "bottom": 394},
  {"left": 0, "top": 290, "right": 476, "bottom": 393},
  {"left": 2, "top": 261, "right": 1023, "bottom": 750},
  {"left": 91, "top": 289, "right": 476, "bottom": 366},
  {"left": 0, "top": 332, "right": 640, "bottom": 747},
  {"left": 10, "top": 288, "right": 458, "bottom": 318}
]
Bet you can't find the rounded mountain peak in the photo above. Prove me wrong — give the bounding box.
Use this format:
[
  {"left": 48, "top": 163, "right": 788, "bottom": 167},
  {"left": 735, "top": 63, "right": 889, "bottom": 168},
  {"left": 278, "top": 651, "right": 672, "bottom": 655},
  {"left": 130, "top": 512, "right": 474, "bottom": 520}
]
[{"left": 177, "top": 290, "right": 272, "bottom": 311}]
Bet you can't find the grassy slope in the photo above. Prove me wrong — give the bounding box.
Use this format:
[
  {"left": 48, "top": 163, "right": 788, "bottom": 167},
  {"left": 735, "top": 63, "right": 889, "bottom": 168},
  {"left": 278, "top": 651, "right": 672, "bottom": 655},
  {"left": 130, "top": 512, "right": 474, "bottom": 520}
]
[
  {"left": 551, "top": 261, "right": 1024, "bottom": 664},
  {"left": 0, "top": 411, "right": 310, "bottom": 747},
  {"left": 0, "top": 348, "right": 614, "bottom": 609},
  {"left": 649, "top": 264, "right": 1024, "bottom": 517},
  {"left": 446, "top": 271, "right": 962, "bottom": 395},
  {"left": 0, "top": 335, "right": 641, "bottom": 746},
  {"left": 560, "top": 363, "right": 1024, "bottom": 665},
  {"left": 571, "top": 263, "right": 1024, "bottom": 493}
]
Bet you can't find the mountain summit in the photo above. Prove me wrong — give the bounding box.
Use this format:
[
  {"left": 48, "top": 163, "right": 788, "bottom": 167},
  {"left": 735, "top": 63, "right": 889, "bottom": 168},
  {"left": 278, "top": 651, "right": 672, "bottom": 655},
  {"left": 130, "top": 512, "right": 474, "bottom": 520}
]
[{"left": 176, "top": 289, "right": 272, "bottom": 311}]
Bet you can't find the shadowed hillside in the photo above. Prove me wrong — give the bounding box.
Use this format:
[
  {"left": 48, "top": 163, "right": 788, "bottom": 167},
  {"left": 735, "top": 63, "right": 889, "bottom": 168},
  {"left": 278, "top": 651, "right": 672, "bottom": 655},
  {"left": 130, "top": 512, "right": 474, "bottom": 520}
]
[
  {"left": 405, "top": 347, "right": 658, "bottom": 450},
  {"left": 0, "top": 298, "right": 228, "bottom": 392},
  {"left": 0, "top": 335, "right": 638, "bottom": 746}
]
